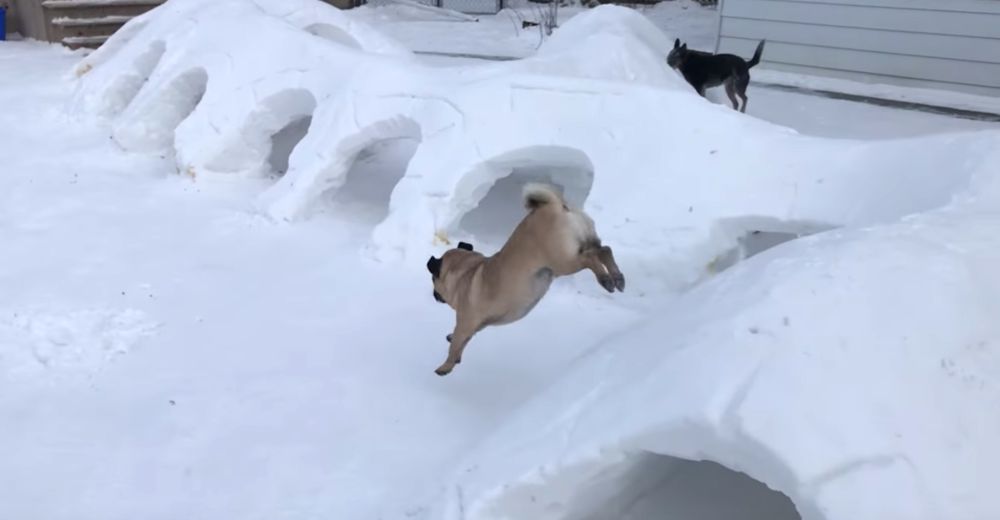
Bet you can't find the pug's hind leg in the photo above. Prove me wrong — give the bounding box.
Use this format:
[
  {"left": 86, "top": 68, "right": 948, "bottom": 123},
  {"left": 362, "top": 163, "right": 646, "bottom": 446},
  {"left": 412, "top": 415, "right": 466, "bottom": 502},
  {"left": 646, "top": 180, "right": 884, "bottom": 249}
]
[
  {"left": 597, "top": 245, "right": 625, "bottom": 292},
  {"left": 580, "top": 249, "right": 615, "bottom": 293}
]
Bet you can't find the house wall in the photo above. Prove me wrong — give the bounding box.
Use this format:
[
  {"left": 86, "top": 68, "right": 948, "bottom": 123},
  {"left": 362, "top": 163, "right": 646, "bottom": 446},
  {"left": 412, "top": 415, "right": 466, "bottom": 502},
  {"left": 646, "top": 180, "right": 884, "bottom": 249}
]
[
  {"left": 717, "top": 0, "right": 1000, "bottom": 97},
  {"left": 11, "top": 0, "right": 51, "bottom": 40}
]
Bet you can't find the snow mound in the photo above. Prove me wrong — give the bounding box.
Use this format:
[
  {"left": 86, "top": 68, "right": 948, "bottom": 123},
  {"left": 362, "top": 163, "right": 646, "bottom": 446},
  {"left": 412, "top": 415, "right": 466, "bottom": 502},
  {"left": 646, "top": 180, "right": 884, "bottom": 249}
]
[
  {"left": 420, "top": 193, "right": 1000, "bottom": 520},
  {"left": 0, "top": 308, "right": 159, "bottom": 380},
  {"left": 69, "top": 0, "right": 1000, "bottom": 294}
]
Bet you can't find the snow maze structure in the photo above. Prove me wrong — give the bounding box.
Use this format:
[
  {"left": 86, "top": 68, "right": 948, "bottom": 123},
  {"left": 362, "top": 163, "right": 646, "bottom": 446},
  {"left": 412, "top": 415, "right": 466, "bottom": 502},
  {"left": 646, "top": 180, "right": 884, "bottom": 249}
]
[{"left": 68, "top": 0, "right": 1000, "bottom": 519}]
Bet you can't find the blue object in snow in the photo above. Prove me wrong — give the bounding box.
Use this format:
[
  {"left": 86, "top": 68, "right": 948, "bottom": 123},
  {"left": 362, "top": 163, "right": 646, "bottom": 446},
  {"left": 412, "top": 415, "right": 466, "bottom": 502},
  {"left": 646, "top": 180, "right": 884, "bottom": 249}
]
[{"left": 0, "top": 8, "right": 6, "bottom": 41}]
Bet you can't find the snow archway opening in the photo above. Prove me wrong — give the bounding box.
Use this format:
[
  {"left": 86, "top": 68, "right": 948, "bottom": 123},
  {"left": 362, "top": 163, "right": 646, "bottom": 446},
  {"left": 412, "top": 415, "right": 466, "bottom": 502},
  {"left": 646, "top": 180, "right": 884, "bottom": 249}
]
[
  {"left": 455, "top": 147, "right": 595, "bottom": 249},
  {"left": 267, "top": 115, "right": 313, "bottom": 177},
  {"left": 304, "top": 23, "right": 363, "bottom": 49},
  {"left": 200, "top": 88, "right": 317, "bottom": 178},
  {"left": 708, "top": 217, "right": 835, "bottom": 273},
  {"left": 567, "top": 453, "right": 803, "bottom": 520},
  {"left": 102, "top": 40, "right": 166, "bottom": 117},
  {"left": 113, "top": 67, "right": 208, "bottom": 153},
  {"left": 252, "top": 89, "right": 318, "bottom": 178},
  {"left": 158, "top": 68, "right": 208, "bottom": 132},
  {"left": 327, "top": 136, "right": 420, "bottom": 229}
]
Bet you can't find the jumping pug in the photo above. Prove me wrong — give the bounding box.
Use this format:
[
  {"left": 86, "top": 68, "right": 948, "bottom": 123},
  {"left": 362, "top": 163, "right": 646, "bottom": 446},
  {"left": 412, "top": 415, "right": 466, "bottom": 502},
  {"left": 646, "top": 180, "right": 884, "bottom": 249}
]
[
  {"left": 425, "top": 183, "right": 625, "bottom": 376},
  {"left": 667, "top": 38, "right": 765, "bottom": 113}
]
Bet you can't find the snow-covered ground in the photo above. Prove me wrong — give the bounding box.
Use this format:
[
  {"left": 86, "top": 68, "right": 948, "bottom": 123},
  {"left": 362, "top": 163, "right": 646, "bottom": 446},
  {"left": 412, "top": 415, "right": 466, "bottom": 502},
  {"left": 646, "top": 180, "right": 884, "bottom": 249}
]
[
  {"left": 0, "top": 39, "right": 641, "bottom": 519},
  {"left": 2, "top": 1, "right": 999, "bottom": 520}
]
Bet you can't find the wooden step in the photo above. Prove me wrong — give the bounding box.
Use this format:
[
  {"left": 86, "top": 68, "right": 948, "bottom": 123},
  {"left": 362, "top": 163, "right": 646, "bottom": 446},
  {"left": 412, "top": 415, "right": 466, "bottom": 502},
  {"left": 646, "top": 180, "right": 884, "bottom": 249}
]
[
  {"left": 42, "top": 0, "right": 164, "bottom": 20},
  {"left": 50, "top": 15, "right": 135, "bottom": 41},
  {"left": 62, "top": 34, "right": 112, "bottom": 49},
  {"left": 37, "top": 0, "right": 165, "bottom": 49}
]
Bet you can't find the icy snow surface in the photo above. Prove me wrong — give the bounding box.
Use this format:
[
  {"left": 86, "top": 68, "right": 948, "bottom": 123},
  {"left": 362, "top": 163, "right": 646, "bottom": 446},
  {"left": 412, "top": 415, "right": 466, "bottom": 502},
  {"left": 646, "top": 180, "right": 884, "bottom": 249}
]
[{"left": 7, "top": 0, "right": 1000, "bottom": 519}]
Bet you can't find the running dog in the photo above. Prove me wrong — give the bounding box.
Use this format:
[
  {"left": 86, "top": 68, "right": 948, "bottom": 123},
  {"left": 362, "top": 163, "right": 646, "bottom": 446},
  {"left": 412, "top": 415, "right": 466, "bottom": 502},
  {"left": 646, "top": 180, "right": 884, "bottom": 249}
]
[
  {"left": 425, "top": 183, "right": 625, "bottom": 376},
  {"left": 667, "top": 38, "right": 766, "bottom": 112}
]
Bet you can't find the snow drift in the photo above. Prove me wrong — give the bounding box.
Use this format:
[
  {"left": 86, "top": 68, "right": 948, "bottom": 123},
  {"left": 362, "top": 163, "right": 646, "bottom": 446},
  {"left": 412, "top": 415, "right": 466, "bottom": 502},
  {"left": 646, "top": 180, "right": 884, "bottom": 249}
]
[
  {"left": 419, "top": 183, "right": 1000, "bottom": 520},
  {"left": 70, "top": 0, "right": 1000, "bottom": 292}
]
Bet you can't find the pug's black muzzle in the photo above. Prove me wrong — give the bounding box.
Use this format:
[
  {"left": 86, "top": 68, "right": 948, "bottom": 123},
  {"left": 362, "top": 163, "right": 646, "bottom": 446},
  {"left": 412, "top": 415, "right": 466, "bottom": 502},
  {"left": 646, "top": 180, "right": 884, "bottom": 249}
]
[{"left": 433, "top": 290, "right": 446, "bottom": 303}]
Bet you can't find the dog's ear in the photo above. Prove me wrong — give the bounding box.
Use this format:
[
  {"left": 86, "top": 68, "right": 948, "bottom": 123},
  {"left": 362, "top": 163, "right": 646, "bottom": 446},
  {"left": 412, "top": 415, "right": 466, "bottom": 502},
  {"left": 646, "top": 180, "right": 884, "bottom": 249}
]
[
  {"left": 674, "top": 38, "right": 680, "bottom": 49},
  {"left": 681, "top": 43, "right": 687, "bottom": 51},
  {"left": 457, "top": 241, "right": 473, "bottom": 252},
  {"left": 426, "top": 256, "right": 442, "bottom": 278}
]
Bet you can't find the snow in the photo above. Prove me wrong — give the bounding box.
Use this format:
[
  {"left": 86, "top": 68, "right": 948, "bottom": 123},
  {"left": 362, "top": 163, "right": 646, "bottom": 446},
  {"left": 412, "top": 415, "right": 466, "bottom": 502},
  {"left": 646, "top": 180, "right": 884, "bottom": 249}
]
[
  {"left": 1, "top": 39, "right": 639, "bottom": 519},
  {"left": 424, "top": 202, "right": 1000, "bottom": 520},
  {"left": 3, "top": 0, "right": 1000, "bottom": 519},
  {"left": 67, "top": 0, "right": 1000, "bottom": 294}
]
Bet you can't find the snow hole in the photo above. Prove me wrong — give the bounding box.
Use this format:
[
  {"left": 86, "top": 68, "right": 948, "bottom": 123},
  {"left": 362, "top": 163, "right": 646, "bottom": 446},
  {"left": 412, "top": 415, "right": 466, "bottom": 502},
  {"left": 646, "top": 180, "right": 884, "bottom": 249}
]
[
  {"left": 267, "top": 115, "right": 312, "bottom": 176},
  {"left": 327, "top": 137, "right": 420, "bottom": 228},
  {"left": 107, "top": 40, "right": 166, "bottom": 117},
  {"left": 561, "top": 454, "right": 802, "bottom": 520},
  {"left": 304, "top": 23, "right": 363, "bottom": 49},
  {"left": 165, "top": 68, "right": 208, "bottom": 128},
  {"left": 710, "top": 218, "right": 833, "bottom": 273},
  {"left": 457, "top": 149, "right": 594, "bottom": 249}
]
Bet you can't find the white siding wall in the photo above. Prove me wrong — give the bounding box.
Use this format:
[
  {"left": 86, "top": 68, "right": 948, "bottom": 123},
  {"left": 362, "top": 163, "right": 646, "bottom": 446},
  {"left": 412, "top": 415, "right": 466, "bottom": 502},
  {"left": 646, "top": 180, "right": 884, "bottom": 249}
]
[{"left": 717, "top": 0, "right": 1000, "bottom": 97}]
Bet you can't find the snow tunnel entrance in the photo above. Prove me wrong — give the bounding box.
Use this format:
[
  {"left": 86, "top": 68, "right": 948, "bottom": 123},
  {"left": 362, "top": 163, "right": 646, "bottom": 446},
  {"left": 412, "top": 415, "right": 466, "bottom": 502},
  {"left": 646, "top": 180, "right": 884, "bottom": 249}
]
[
  {"left": 709, "top": 218, "right": 834, "bottom": 273},
  {"left": 113, "top": 67, "right": 208, "bottom": 153},
  {"left": 326, "top": 137, "right": 420, "bottom": 230},
  {"left": 267, "top": 116, "right": 312, "bottom": 176},
  {"left": 569, "top": 454, "right": 801, "bottom": 520},
  {"left": 305, "top": 23, "right": 363, "bottom": 49},
  {"left": 105, "top": 40, "right": 165, "bottom": 117},
  {"left": 456, "top": 149, "right": 594, "bottom": 250}
]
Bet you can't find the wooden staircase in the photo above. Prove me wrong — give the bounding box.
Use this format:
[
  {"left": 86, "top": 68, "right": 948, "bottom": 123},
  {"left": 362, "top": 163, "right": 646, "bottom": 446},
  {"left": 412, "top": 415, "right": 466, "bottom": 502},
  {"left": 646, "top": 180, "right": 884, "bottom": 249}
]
[{"left": 34, "top": 0, "right": 165, "bottom": 49}]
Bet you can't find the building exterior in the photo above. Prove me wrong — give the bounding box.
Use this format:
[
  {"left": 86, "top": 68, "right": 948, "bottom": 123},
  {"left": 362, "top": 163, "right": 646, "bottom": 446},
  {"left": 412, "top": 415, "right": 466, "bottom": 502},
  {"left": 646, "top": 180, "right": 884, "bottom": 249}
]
[
  {"left": 716, "top": 0, "right": 1000, "bottom": 97},
  {"left": 8, "top": 0, "right": 356, "bottom": 48},
  {"left": 10, "top": 0, "right": 166, "bottom": 48}
]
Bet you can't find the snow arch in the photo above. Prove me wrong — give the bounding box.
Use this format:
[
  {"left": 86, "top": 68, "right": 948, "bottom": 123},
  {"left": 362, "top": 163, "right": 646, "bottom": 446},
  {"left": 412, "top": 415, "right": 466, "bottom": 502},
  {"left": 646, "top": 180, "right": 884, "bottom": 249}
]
[
  {"left": 582, "top": 455, "right": 802, "bottom": 520},
  {"left": 195, "top": 88, "right": 319, "bottom": 178},
  {"left": 112, "top": 67, "right": 209, "bottom": 153},
  {"left": 449, "top": 146, "right": 596, "bottom": 246},
  {"left": 504, "top": 452, "right": 802, "bottom": 520},
  {"left": 304, "top": 23, "right": 363, "bottom": 50},
  {"left": 705, "top": 216, "right": 837, "bottom": 273},
  {"left": 82, "top": 40, "right": 166, "bottom": 118},
  {"left": 261, "top": 115, "right": 423, "bottom": 221}
]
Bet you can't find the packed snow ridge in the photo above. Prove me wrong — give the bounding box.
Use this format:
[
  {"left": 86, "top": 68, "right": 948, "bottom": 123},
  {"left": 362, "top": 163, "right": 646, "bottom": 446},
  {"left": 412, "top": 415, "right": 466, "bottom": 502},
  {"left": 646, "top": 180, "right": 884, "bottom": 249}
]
[
  {"left": 70, "top": 0, "right": 1000, "bottom": 291},
  {"left": 67, "top": 0, "right": 1000, "bottom": 519}
]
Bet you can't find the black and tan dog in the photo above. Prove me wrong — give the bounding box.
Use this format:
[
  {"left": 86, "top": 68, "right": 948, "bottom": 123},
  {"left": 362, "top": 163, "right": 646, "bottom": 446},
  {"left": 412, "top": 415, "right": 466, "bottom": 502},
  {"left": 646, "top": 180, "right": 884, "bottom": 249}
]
[
  {"left": 425, "top": 183, "right": 625, "bottom": 376},
  {"left": 667, "top": 38, "right": 766, "bottom": 113}
]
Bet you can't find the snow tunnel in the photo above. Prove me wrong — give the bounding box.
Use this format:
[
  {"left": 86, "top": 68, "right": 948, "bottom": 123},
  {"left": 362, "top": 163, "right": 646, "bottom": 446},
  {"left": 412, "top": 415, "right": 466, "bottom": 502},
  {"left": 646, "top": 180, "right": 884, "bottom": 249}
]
[
  {"left": 196, "top": 88, "right": 317, "bottom": 178},
  {"left": 571, "top": 453, "right": 802, "bottom": 520},
  {"left": 113, "top": 67, "right": 209, "bottom": 152},
  {"left": 100, "top": 40, "right": 166, "bottom": 117},
  {"left": 255, "top": 89, "right": 319, "bottom": 177},
  {"left": 454, "top": 146, "right": 595, "bottom": 249},
  {"left": 708, "top": 216, "right": 834, "bottom": 273},
  {"left": 304, "top": 23, "right": 363, "bottom": 49},
  {"left": 268, "top": 115, "right": 313, "bottom": 176},
  {"left": 483, "top": 450, "right": 804, "bottom": 520},
  {"left": 324, "top": 118, "right": 423, "bottom": 229}
]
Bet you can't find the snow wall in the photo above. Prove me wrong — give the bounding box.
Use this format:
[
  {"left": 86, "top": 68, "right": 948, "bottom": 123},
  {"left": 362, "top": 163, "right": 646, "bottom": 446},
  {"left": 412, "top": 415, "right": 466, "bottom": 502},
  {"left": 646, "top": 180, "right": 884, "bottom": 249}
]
[{"left": 69, "top": 0, "right": 1000, "bottom": 292}]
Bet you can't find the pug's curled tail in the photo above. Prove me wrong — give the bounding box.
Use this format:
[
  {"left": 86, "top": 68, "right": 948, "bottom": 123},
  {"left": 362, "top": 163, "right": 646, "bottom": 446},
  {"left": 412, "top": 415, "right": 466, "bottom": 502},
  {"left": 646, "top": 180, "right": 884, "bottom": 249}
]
[{"left": 523, "top": 183, "right": 565, "bottom": 211}]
